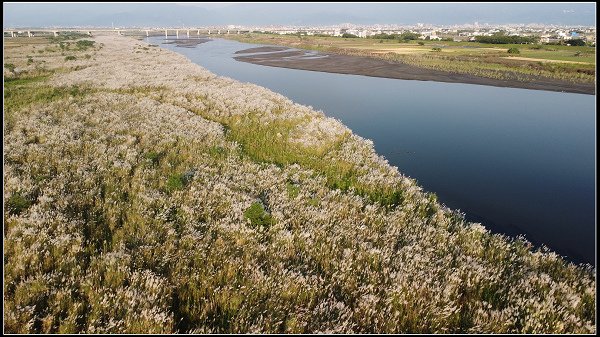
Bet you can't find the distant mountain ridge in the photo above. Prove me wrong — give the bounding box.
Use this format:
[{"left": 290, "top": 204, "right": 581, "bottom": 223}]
[{"left": 3, "top": 3, "right": 596, "bottom": 28}]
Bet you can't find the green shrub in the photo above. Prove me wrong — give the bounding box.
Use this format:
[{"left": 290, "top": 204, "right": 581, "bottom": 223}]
[
  {"left": 65, "top": 55, "right": 76, "bottom": 61},
  {"left": 244, "top": 202, "right": 275, "bottom": 229},
  {"left": 4, "top": 63, "right": 16, "bottom": 72},
  {"left": 431, "top": 47, "right": 442, "bottom": 52},
  {"left": 166, "top": 170, "right": 195, "bottom": 192},
  {"left": 166, "top": 174, "right": 185, "bottom": 191},
  {"left": 418, "top": 41, "right": 425, "bottom": 46},
  {"left": 507, "top": 47, "right": 520, "bottom": 54},
  {"left": 568, "top": 39, "right": 586, "bottom": 46},
  {"left": 75, "top": 39, "right": 95, "bottom": 50},
  {"left": 286, "top": 182, "right": 300, "bottom": 198},
  {"left": 6, "top": 192, "right": 32, "bottom": 215},
  {"left": 144, "top": 151, "right": 163, "bottom": 166}
]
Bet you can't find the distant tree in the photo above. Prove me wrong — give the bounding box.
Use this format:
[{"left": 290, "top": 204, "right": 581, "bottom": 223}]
[
  {"left": 342, "top": 33, "right": 358, "bottom": 38},
  {"left": 476, "top": 32, "right": 538, "bottom": 44},
  {"left": 507, "top": 47, "right": 520, "bottom": 54},
  {"left": 418, "top": 41, "right": 425, "bottom": 45},
  {"left": 399, "top": 32, "right": 420, "bottom": 40},
  {"left": 568, "top": 39, "right": 586, "bottom": 46},
  {"left": 371, "top": 33, "right": 396, "bottom": 40},
  {"left": 370, "top": 32, "right": 419, "bottom": 41}
]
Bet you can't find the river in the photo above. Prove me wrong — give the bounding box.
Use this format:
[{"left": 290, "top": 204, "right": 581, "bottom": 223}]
[{"left": 149, "top": 37, "right": 596, "bottom": 266}]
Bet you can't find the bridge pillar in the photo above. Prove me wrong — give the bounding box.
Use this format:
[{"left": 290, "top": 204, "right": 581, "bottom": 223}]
[
  {"left": 187, "top": 30, "right": 190, "bottom": 38},
  {"left": 217, "top": 30, "right": 221, "bottom": 35},
  {"left": 208, "top": 30, "right": 211, "bottom": 35},
  {"left": 165, "top": 29, "right": 168, "bottom": 38},
  {"left": 146, "top": 30, "right": 149, "bottom": 37},
  {"left": 11, "top": 31, "right": 14, "bottom": 37},
  {"left": 27, "top": 31, "right": 31, "bottom": 37},
  {"left": 197, "top": 29, "right": 200, "bottom": 36},
  {"left": 176, "top": 30, "right": 179, "bottom": 39},
  {"left": 227, "top": 30, "right": 230, "bottom": 34},
  {"left": 237, "top": 30, "right": 240, "bottom": 34},
  {"left": 53, "top": 31, "right": 58, "bottom": 37}
]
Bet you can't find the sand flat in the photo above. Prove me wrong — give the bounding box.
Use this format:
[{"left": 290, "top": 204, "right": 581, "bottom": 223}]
[{"left": 234, "top": 47, "right": 595, "bottom": 95}]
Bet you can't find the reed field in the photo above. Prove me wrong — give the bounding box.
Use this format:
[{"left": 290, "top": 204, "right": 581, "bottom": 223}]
[{"left": 3, "top": 35, "right": 596, "bottom": 333}]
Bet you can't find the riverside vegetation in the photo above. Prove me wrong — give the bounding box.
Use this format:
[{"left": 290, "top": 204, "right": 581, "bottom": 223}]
[
  {"left": 3, "top": 35, "right": 596, "bottom": 333},
  {"left": 225, "top": 33, "right": 596, "bottom": 84}
]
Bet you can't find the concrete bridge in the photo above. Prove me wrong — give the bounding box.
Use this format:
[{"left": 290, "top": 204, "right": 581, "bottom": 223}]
[{"left": 3, "top": 28, "right": 253, "bottom": 38}]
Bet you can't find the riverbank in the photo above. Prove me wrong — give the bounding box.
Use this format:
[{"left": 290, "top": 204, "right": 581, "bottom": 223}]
[
  {"left": 4, "top": 35, "right": 595, "bottom": 333},
  {"left": 233, "top": 46, "right": 595, "bottom": 95},
  {"left": 223, "top": 33, "right": 595, "bottom": 95}
]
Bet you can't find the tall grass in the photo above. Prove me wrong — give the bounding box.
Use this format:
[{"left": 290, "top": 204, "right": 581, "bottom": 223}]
[{"left": 3, "top": 34, "right": 595, "bottom": 334}]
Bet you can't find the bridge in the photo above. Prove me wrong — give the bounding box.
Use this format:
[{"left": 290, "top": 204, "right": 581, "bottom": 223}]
[{"left": 3, "top": 28, "right": 254, "bottom": 38}]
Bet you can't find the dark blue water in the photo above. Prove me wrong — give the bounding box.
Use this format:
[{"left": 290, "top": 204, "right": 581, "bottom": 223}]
[{"left": 151, "top": 37, "right": 596, "bottom": 266}]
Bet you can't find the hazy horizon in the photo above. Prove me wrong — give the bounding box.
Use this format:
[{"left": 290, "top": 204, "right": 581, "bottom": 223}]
[{"left": 3, "top": 2, "right": 597, "bottom": 28}]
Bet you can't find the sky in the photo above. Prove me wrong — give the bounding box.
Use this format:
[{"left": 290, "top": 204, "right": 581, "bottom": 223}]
[{"left": 3, "top": 2, "right": 597, "bottom": 28}]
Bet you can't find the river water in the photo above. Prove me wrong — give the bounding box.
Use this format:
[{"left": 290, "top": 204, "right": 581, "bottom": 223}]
[{"left": 150, "top": 37, "right": 596, "bottom": 265}]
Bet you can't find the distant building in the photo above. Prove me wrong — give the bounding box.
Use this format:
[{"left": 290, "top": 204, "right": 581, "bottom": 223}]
[
  {"left": 540, "top": 35, "right": 551, "bottom": 43},
  {"left": 419, "top": 31, "right": 442, "bottom": 40}
]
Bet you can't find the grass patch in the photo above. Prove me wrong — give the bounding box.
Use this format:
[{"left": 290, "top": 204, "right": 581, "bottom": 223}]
[
  {"left": 48, "top": 32, "right": 90, "bottom": 43},
  {"left": 6, "top": 192, "right": 32, "bottom": 215},
  {"left": 165, "top": 170, "right": 195, "bottom": 192},
  {"left": 286, "top": 182, "right": 300, "bottom": 199},
  {"left": 224, "top": 115, "right": 405, "bottom": 207},
  {"left": 75, "top": 40, "right": 95, "bottom": 50},
  {"left": 4, "top": 71, "right": 94, "bottom": 132},
  {"left": 174, "top": 101, "right": 406, "bottom": 208},
  {"left": 144, "top": 151, "right": 164, "bottom": 166},
  {"left": 5, "top": 63, "right": 16, "bottom": 72},
  {"left": 244, "top": 202, "right": 275, "bottom": 229}
]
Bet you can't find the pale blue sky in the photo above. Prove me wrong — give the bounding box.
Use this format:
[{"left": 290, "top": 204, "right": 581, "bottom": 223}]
[{"left": 3, "top": 2, "right": 596, "bottom": 28}]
